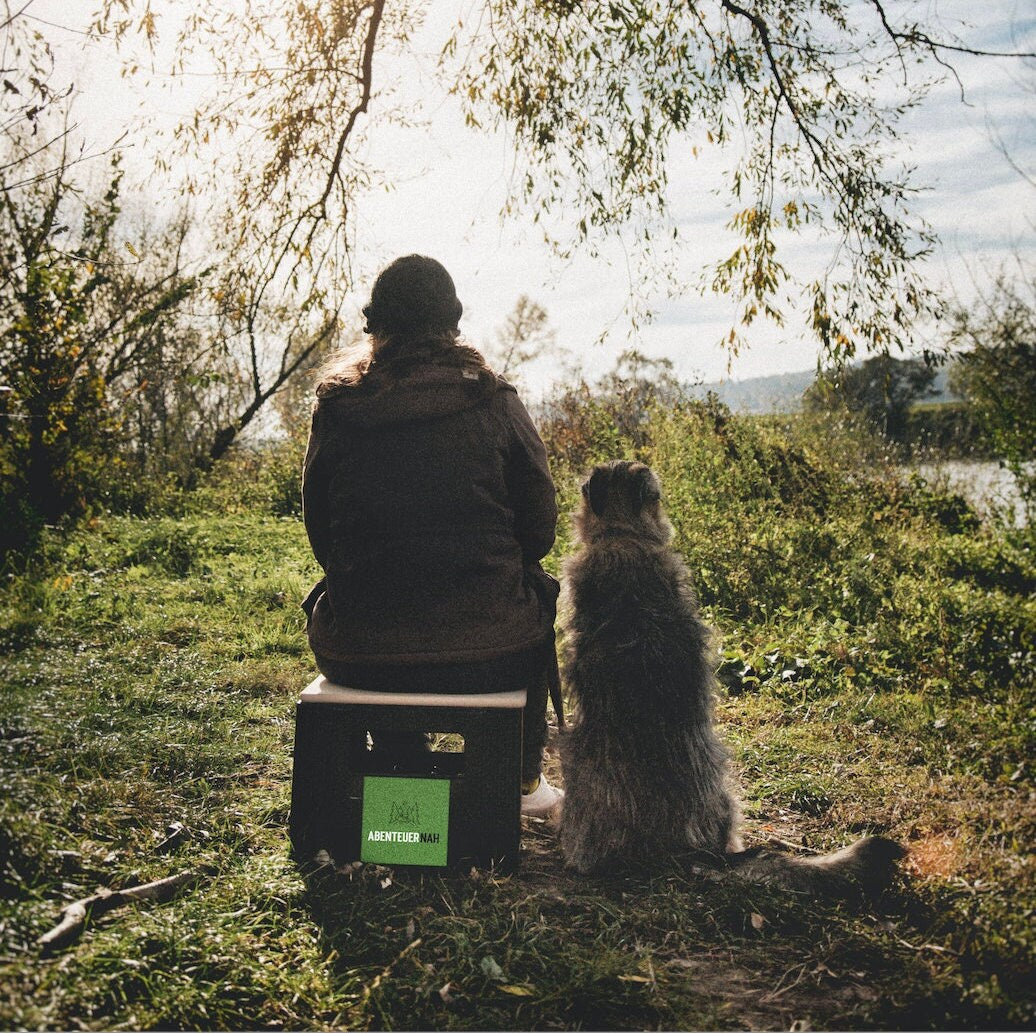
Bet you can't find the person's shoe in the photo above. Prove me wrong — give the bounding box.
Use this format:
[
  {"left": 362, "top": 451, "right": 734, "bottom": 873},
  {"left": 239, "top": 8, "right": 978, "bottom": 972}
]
[{"left": 521, "top": 776, "right": 564, "bottom": 818}]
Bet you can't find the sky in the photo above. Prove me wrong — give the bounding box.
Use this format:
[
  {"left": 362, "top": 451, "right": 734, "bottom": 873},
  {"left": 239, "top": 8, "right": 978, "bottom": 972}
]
[{"left": 25, "top": 0, "right": 1036, "bottom": 398}]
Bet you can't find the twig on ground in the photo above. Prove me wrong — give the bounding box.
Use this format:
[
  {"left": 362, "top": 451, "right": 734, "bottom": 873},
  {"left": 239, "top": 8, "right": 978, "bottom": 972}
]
[
  {"left": 761, "top": 959, "right": 812, "bottom": 1002},
  {"left": 38, "top": 870, "right": 199, "bottom": 953},
  {"left": 762, "top": 836, "right": 824, "bottom": 855},
  {"left": 154, "top": 822, "right": 188, "bottom": 854}
]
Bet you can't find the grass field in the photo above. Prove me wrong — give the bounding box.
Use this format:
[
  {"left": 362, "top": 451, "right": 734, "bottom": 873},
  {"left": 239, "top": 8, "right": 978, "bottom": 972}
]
[{"left": 1, "top": 405, "right": 1033, "bottom": 1030}]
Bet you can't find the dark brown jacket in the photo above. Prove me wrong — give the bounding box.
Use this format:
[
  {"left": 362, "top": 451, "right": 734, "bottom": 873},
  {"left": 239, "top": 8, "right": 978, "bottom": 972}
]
[{"left": 302, "top": 343, "right": 558, "bottom": 665}]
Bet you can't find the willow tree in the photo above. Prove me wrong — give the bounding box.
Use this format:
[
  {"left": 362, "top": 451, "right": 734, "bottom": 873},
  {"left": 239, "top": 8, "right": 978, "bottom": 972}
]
[
  {"left": 0, "top": 0, "right": 76, "bottom": 182},
  {"left": 96, "top": 1, "right": 1031, "bottom": 367},
  {"left": 91, "top": 0, "right": 414, "bottom": 461},
  {"left": 449, "top": 1, "right": 1033, "bottom": 360}
]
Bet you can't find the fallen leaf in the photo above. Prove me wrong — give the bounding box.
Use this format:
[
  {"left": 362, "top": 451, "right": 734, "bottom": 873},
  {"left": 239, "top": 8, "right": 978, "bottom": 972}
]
[
  {"left": 438, "top": 981, "right": 455, "bottom": 1004},
  {"left": 751, "top": 912, "right": 766, "bottom": 930},
  {"left": 480, "top": 956, "right": 504, "bottom": 981},
  {"left": 499, "top": 984, "right": 534, "bottom": 996}
]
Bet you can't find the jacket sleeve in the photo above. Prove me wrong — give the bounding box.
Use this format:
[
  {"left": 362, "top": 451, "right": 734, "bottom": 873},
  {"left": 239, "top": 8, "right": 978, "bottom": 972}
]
[
  {"left": 302, "top": 405, "right": 332, "bottom": 570},
  {"left": 500, "top": 388, "right": 558, "bottom": 562}
]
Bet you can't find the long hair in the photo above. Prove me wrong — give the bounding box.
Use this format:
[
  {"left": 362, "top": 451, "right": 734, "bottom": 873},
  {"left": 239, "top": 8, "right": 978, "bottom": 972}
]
[{"left": 315, "top": 329, "right": 492, "bottom": 398}]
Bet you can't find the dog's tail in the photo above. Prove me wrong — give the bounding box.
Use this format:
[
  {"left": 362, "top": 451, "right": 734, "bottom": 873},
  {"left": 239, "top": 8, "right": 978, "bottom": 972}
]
[{"left": 723, "top": 836, "right": 907, "bottom": 898}]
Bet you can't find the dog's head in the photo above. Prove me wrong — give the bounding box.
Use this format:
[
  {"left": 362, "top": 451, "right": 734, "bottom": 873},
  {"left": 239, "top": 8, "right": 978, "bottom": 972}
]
[{"left": 575, "top": 460, "right": 672, "bottom": 545}]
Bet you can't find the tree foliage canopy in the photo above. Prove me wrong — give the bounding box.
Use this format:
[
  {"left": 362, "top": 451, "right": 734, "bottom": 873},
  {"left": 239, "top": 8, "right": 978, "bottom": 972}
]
[
  {"left": 0, "top": 0, "right": 73, "bottom": 181},
  {"left": 450, "top": 1, "right": 1030, "bottom": 359},
  {"left": 91, "top": 1, "right": 1032, "bottom": 364},
  {"left": 803, "top": 354, "right": 937, "bottom": 441},
  {"left": 948, "top": 272, "right": 1036, "bottom": 513}
]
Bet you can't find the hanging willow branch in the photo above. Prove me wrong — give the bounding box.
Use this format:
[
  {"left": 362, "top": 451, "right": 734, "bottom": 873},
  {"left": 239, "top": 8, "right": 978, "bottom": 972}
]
[{"left": 452, "top": 0, "right": 1033, "bottom": 361}]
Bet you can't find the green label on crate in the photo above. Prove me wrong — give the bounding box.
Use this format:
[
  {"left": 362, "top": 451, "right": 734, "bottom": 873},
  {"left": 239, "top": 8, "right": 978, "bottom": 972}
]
[{"left": 360, "top": 776, "right": 450, "bottom": 866}]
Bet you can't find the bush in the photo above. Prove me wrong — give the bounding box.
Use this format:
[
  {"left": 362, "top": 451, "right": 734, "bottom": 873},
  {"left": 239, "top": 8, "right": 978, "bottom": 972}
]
[
  {"left": 537, "top": 392, "right": 1031, "bottom": 708},
  {"left": 189, "top": 435, "right": 307, "bottom": 519},
  {"left": 904, "top": 401, "right": 989, "bottom": 458}
]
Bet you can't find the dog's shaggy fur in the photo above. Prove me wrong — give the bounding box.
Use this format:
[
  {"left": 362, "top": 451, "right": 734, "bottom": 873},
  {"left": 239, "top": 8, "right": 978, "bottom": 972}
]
[{"left": 559, "top": 460, "right": 905, "bottom": 896}]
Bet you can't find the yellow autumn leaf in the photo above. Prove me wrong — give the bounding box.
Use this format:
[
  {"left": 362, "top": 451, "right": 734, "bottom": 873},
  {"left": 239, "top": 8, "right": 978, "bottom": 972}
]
[{"left": 498, "top": 984, "right": 534, "bottom": 996}]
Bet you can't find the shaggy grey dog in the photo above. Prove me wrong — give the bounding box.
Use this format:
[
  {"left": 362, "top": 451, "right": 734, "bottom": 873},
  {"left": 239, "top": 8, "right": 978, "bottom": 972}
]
[{"left": 559, "top": 460, "right": 905, "bottom": 896}]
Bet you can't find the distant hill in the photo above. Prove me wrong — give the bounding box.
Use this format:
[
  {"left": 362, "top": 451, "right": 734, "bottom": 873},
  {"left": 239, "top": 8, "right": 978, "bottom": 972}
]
[
  {"left": 689, "top": 369, "right": 814, "bottom": 413},
  {"left": 692, "top": 365, "right": 956, "bottom": 414}
]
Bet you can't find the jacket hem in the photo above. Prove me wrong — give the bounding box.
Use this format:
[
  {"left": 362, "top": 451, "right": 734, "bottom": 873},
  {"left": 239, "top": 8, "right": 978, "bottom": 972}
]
[{"left": 307, "top": 627, "right": 553, "bottom": 667}]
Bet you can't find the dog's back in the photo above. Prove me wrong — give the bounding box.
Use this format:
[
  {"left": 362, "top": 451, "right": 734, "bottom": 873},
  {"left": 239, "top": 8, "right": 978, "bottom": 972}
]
[
  {"left": 559, "top": 460, "right": 905, "bottom": 896},
  {"left": 560, "top": 461, "right": 739, "bottom": 872}
]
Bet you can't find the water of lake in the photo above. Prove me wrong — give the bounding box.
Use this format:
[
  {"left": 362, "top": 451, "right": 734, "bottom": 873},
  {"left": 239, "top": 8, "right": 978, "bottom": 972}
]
[{"left": 912, "top": 459, "right": 1030, "bottom": 528}]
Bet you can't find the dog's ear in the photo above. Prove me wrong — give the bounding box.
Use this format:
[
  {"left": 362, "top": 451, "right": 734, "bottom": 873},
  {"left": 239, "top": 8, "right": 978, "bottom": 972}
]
[
  {"left": 633, "top": 465, "right": 661, "bottom": 510},
  {"left": 582, "top": 465, "right": 613, "bottom": 517}
]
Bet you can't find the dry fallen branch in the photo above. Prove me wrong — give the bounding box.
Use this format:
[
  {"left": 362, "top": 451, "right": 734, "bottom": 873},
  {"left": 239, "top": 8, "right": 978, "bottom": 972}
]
[
  {"left": 38, "top": 870, "right": 199, "bottom": 953},
  {"left": 762, "top": 836, "right": 823, "bottom": 856}
]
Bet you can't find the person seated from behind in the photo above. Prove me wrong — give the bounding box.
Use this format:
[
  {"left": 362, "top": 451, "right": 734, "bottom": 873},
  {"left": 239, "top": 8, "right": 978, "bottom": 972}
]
[{"left": 301, "top": 254, "right": 563, "bottom": 817}]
